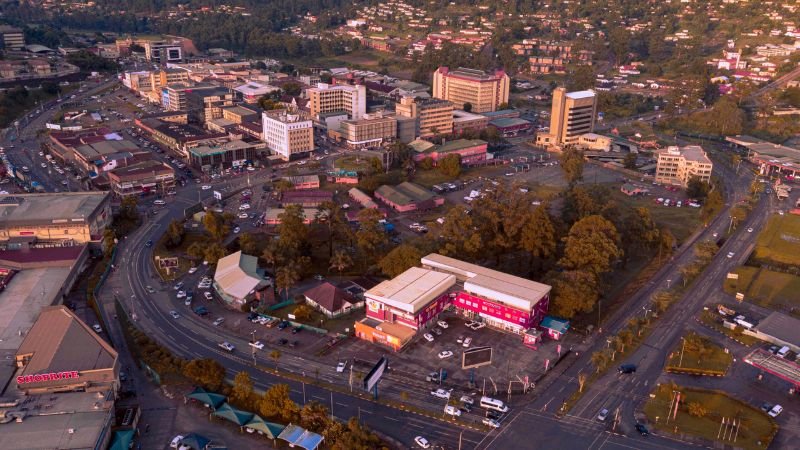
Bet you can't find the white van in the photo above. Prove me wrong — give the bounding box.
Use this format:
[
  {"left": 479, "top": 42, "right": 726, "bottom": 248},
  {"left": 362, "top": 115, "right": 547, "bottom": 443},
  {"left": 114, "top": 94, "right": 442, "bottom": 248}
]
[
  {"left": 480, "top": 396, "right": 509, "bottom": 413},
  {"left": 777, "top": 346, "right": 790, "bottom": 358},
  {"left": 153, "top": 199, "right": 166, "bottom": 206}
]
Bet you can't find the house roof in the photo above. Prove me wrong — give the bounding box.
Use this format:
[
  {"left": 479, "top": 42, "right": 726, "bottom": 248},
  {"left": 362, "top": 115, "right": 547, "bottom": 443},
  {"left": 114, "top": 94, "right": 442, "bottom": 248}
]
[
  {"left": 375, "top": 182, "right": 438, "bottom": 206},
  {"left": 365, "top": 267, "right": 455, "bottom": 314},
  {"left": 278, "top": 424, "right": 324, "bottom": 450},
  {"left": 245, "top": 415, "right": 285, "bottom": 438},
  {"left": 214, "top": 251, "right": 264, "bottom": 300},
  {"left": 213, "top": 403, "right": 254, "bottom": 426},
  {"left": 15, "top": 305, "right": 118, "bottom": 377},
  {"left": 303, "top": 282, "right": 356, "bottom": 314},
  {"left": 540, "top": 316, "right": 570, "bottom": 334},
  {"left": 756, "top": 312, "right": 800, "bottom": 347}
]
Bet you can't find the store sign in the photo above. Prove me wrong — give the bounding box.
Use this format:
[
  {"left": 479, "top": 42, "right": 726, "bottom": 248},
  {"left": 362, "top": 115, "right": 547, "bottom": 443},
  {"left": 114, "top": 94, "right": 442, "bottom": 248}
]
[{"left": 17, "top": 371, "right": 79, "bottom": 384}]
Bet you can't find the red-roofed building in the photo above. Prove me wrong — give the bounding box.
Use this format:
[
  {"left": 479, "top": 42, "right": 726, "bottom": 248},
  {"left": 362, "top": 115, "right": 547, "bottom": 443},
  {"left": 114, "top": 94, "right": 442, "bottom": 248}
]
[{"left": 303, "top": 282, "right": 363, "bottom": 318}]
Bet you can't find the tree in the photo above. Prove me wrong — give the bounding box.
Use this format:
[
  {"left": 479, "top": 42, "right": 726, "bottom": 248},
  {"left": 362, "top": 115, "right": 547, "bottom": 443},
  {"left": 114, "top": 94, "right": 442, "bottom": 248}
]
[
  {"left": 520, "top": 205, "right": 558, "bottom": 273},
  {"left": 688, "top": 402, "right": 707, "bottom": 418},
  {"left": 355, "top": 208, "right": 388, "bottom": 266},
  {"left": 470, "top": 184, "right": 531, "bottom": 266},
  {"left": 591, "top": 350, "right": 608, "bottom": 373},
  {"left": 258, "top": 383, "right": 299, "bottom": 423},
  {"left": 261, "top": 240, "right": 280, "bottom": 273},
  {"left": 568, "top": 65, "right": 596, "bottom": 91},
  {"left": 623, "top": 207, "right": 660, "bottom": 255},
  {"left": 293, "top": 304, "right": 313, "bottom": 322},
  {"left": 203, "top": 211, "right": 229, "bottom": 242},
  {"left": 102, "top": 228, "right": 116, "bottom": 256},
  {"left": 559, "top": 215, "right": 623, "bottom": 279},
  {"left": 577, "top": 372, "right": 587, "bottom": 393},
  {"left": 652, "top": 291, "right": 674, "bottom": 314},
  {"left": 277, "top": 205, "right": 310, "bottom": 259},
  {"left": 203, "top": 242, "right": 227, "bottom": 265},
  {"left": 701, "top": 190, "right": 723, "bottom": 224},
  {"left": 231, "top": 371, "right": 254, "bottom": 409},
  {"left": 282, "top": 82, "right": 302, "bottom": 96},
  {"left": 559, "top": 148, "right": 585, "bottom": 185},
  {"left": 237, "top": 232, "right": 258, "bottom": 255},
  {"left": 187, "top": 241, "right": 206, "bottom": 260},
  {"left": 418, "top": 157, "right": 434, "bottom": 170},
  {"left": 269, "top": 350, "right": 282, "bottom": 370},
  {"left": 623, "top": 153, "right": 637, "bottom": 170},
  {"left": 658, "top": 227, "right": 676, "bottom": 260},
  {"left": 300, "top": 401, "right": 332, "bottom": 433},
  {"left": 379, "top": 244, "right": 424, "bottom": 278},
  {"left": 463, "top": 102, "right": 473, "bottom": 112},
  {"left": 165, "top": 219, "right": 185, "bottom": 248},
  {"left": 182, "top": 358, "right": 225, "bottom": 391},
  {"left": 275, "top": 263, "right": 301, "bottom": 300},
  {"left": 562, "top": 185, "right": 602, "bottom": 225},
  {"left": 686, "top": 177, "right": 711, "bottom": 200},
  {"left": 329, "top": 250, "right": 353, "bottom": 275},
  {"left": 437, "top": 153, "right": 462, "bottom": 178},
  {"left": 118, "top": 196, "right": 139, "bottom": 222},
  {"left": 438, "top": 205, "right": 483, "bottom": 260},
  {"left": 609, "top": 28, "right": 630, "bottom": 65},
  {"left": 550, "top": 269, "right": 600, "bottom": 318},
  {"left": 316, "top": 201, "right": 350, "bottom": 258}
]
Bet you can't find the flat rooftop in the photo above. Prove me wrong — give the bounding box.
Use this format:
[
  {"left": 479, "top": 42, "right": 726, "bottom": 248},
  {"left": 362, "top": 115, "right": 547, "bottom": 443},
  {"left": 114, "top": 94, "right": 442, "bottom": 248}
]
[
  {"left": 0, "top": 192, "right": 109, "bottom": 227},
  {"left": 566, "top": 90, "right": 596, "bottom": 100},
  {"left": 365, "top": 267, "right": 455, "bottom": 314}
]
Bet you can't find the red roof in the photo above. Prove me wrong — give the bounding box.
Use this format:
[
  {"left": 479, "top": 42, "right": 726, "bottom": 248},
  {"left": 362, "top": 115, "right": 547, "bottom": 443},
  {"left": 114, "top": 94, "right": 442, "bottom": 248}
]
[
  {"left": 303, "top": 282, "right": 355, "bottom": 314},
  {"left": 0, "top": 246, "right": 85, "bottom": 264}
]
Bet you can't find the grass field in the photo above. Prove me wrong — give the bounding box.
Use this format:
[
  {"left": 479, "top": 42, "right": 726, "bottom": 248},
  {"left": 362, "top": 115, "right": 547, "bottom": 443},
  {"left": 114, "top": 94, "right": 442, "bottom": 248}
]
[
  {"left": 724, "top": 266, "right": 800, "bottom": 313},
  {"left": 752, "top": 214, "right": 800, "bottom": 267},
  {"left": 608, "top": 188, "right": 702, "bottom": 244},
  {"left": 665, "top": 332, "right": 733, "bottom": 373},
  {"left": 643, "top": 385, "right": 776, "bottom": 450}
]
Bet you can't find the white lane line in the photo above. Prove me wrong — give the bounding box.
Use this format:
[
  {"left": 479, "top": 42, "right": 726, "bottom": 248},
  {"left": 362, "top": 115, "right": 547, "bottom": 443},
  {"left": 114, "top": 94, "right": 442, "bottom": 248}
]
[
  {"left": 384, "top": 416, "right": 399, "bottom": 421},
  {"left": 336, "top": 402, "right": 348, "bottom": 407}
]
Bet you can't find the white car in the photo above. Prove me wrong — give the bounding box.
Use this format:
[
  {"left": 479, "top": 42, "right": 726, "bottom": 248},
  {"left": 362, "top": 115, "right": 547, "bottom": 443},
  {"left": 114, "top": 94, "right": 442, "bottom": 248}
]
[
  {"left": 336, "top": 361, "right": 347, "bottom": 373},
  {"left": 747, "top": 228, "right": 754, "bottom": 233},
  {"left": 483, "top": 417, "right": 500, "bottom": 428},
  {"left": 414, "top": 436, "right": 430, "bottom": 449},
  {"left": 470, "top": 322, "right": 486, "bottom": 330},
  {"left": 233, "top": 227, "right": 241, "bottom": 234},
  {"left": 239, "top": 204, "right": 251, "bottom": 210},
  {"left": 92, "top": 324, "right": 102, "bottom": 333},
  {"left": 201, "top": 185, "right": 211, "bottom": 190},
  {"left": 40, "top": 163, "right": 47, "bottom": 168},
  {"left": 430, "top": 388, "right": 451, "bottom": 399},
  {"left": 597, "top": 408, "right": 610, "bottom": 421},
  {"left": 437, "top": 320, "right": 449, "bottom": 329},
  {"left": 768, "top": 404, "right": 783, "bottom": 417},
  {"left": 238, "top": 212, "right": 249, "bottom": 219},
  {"left": 188, "top": 267, "right": 198, "bottom": 274},
  {"left": 438, "top": 350, "right": 454, "bottom": 359},
  {"left": 460, "top": 395, "right": 474, "bottom": 405},
  {"left": 727, "top": 252, "right": 735, "bottom": 258},
  {"left": 204, "top": 292, "right": 213, "bottom": 300},
  {"left": 176, "top": 290, "right": 186, "bottom": 299},
  {"left": 444, "top": 405, "right": 461, "bottom": 417},
  {"left": 218, "top": 342, "right": 235, "bottom": 352},
  {"left": 463, "top": 337, "right": 472, "bottom": 348},
  {"left": 170, "top": 310, "right": 180, "bottom": 319},
  {"left": 170, "top": 435, "right": 184, "bottom": 449},
  {"left": 249, "top": 341, "right": 265, "bottom": 350},
  {"left": 213, "top": 317, "right": 225, "bottom": 326},
  {"left": 423, "top": 333, "right": 435, "bottom": 342}
]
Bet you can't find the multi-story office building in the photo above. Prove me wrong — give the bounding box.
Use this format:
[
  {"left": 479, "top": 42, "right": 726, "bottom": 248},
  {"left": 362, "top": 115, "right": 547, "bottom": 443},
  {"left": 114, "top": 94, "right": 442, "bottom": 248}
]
[
  {"left": 143, "top": 40, "right": 183, "bottom": 64},
  {"left": 536, "top": 88, "right": 597, "bottom": 148},
  {"left": 188, "top": 139, "right": 262, "bottom": 171},
  {"left": 307, "top": 83, "right": 367, "bottom": 120},
  {"left": 0, "top": 25, "right": 24, "bottom": 50},
  {"left": 186, "top": 87, "right": 235, "bottom": 124},
  {"left": 262, "top": 109, "right": 315, "bottom": 161},
  {"left": 162, "top": 83, "right": 216, "bottom": 111},
  {"left": 432, "top": 67, "right": 510, "bottom": 113},
  {"left": 107, "top": 160, "right": 176, "bottom": 197},
  {"left": 338, "top": 113, "right": 397, "bottom": 148},
  {"left": 395, "top": 97, "right": 454, "bottom": 138},
  {"left": 655, "top": 145, "right": 713, "bottom": 187}
]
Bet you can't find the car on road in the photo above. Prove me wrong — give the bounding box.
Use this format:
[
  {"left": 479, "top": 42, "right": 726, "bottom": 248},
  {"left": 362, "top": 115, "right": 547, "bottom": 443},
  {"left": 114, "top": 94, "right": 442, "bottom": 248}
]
[
  {"left": 423, "top": 333, "right": 435, "bottom": 342},
  {"left": 768, "top": 404, "right": 783, "bottom": 417},
  {"left": 336, "top": 361, "right": 347, "bottom": 373},
  {"left": 203, "top": 292, "right": 213, "bottom": 301},
  {"left": 485, "top": 410, "right": 503, "bottom": 420},
  {"left": 201, "top": 185, "right": 211, "bottom": 190},
  {"left": 40, "top": 163, "right": 47, "bottom": 168},
  {"left": 437, "top": 320, "right": 449, "bottom": 329},
  {"left": 193, "top": 306, "right": 208, "bottom": 316},
  {"left": 238, "top": 212, "right": 249, "bottom": 219},
  {"left": 444, "top": 405, "right": 461, "bottom": 417},
  {"left": 198, "top": 281, "right": 211, "bottom": 289},
  {"left": 760, "top": 402, "right": 773, "bottom": 413},
  {"left": 438, "top": 350, "right": 454, "bottom": 359},
  {"left": 145, "top": 240, "right": 153, "bottom": 247},
  {"left": 432, "top": 327, "right": 443, "bottom": 336},
  {"left": 727, "top": 252, "right": 735, "bottom": 258},
  {"left": 277, "top": 320, "right": 290, "bottom": 330},
  {"left": 277, "top": 338, "right": 289, "bottom": 346},
  {"left": 635, "top": 423, "right": 649, "bottom": 436},
  {"left": 169, "top": 310, "right": 180, "bottom": 319},
  {"left": 482, "top": 417, "right": 500, "bottom": 428},
  {"left": 153, "top": 199, "right": 165, "bottom": 205},
  {"left": 184, "top": 297, "right": 192, "bottom": 306},
  {"left": 188, "top": 267, "right": 198, "bottom": 274},
  {"left": 233, "top": 227, "right": 241, "bottom": 234},
  {"left": 747, "top": 227, "right": 754, "bottom": 233},
  {"left": 249, "top": 341, "right": 264, "bottom": 350},
  {"left": 176, "top": 290, "right": 186, "bottom": 299},
  {"left": 170, "top": 435, "right": 185, "bottom": 449},
  {"left": 414, "top": 436, "right": 430, "bottom": 449},
  {"left": 145, "top": 286, "right": 155, "bottom": 293},
  {"left": 460, "top": 395, "right": 474, "bottom": 405},
  {"left": 92, "top": 324, "right": 102, "bottom": 333},
  {"left": 239, "top": 204, "right": 250, "bottom": 210},
  {"left": 597, "top": 408, "right": 610, "bottom": 421},
  {"left": 430, "top": 388, "right": 451, "bottom": 399},
  {"left": 218, "top": 342, "right": 235, "bottom": 352},
  {"left": 618, "top": 364, "right": 637, "bottom": 374},
  {"left": 213, "top": 317, "right": 225, "bottom": 326},
  {"left": 173, "top": 282, "right": 184, "bottom": 290},
  {"left": 462, "top": 337, "right": 472, "bottom": 348}
]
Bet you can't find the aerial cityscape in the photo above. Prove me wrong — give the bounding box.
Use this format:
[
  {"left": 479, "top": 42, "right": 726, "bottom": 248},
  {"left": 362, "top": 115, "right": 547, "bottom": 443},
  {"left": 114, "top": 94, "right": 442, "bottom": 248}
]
[{"left": 0, "top": 0, "right": 799, "bottom": 449}]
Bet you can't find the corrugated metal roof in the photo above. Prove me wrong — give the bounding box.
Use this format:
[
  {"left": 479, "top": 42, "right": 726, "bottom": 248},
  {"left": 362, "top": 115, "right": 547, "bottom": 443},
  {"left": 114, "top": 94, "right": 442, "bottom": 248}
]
[
  {"left": 365, "top": 267, "right": 454, "bottom": 314},
  {"left": 214, "top": 251, "right": 264, "bottom": 300}
]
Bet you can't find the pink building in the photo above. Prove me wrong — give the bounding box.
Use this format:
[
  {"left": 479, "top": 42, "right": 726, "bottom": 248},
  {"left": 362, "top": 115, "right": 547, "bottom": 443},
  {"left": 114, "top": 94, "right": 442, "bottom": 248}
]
[
  {"left": 412, "top": 139, "right": 488, "bottom": 166},
  {"left": 374, "top": 182, "right": 444, "bottom": 213}
]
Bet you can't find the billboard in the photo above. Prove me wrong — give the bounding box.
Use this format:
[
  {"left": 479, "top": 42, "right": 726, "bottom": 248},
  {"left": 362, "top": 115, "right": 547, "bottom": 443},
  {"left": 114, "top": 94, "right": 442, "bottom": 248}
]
[
  {"left": 462, "top": 346, "right": 492, "bottom": 370},
  {"left": 363, "top": 356, "right": 388, "bottom": 392},
  {"left": 213, "top": 190, "right": 222, "bottom": 201}
]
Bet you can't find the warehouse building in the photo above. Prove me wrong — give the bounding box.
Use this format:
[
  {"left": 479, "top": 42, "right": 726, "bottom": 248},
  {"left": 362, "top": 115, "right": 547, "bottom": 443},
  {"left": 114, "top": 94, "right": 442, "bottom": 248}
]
[
  {"left": 374, "top": 182, "right": 444, "bottom": 212},
  {"left": 0, "top": 192, "right": 111, "bottom": 245}
]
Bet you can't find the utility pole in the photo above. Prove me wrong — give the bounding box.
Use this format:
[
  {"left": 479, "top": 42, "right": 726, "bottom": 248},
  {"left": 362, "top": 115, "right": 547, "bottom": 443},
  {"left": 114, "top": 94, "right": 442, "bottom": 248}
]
[
  {"left": 678, "top": 338, "right": 686, "bottom": 368},
  {"left": 250, "top": 330, "right": 257, "bottom": 367},
  {"left": 330, "top": 391, "right": 334, "bottom": 421}
]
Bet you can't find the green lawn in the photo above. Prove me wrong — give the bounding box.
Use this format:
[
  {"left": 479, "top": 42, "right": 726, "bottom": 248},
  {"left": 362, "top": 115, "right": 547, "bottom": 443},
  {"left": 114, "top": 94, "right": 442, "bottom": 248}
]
[
  {"left": 665, "top": 332, "right": 733, "bottom": 374},
  {"left": 724, "top": 266, "right": 800, "bottom": 314},
  {"left": 643, "top": 385, "right": 776, "bottom": 450},
  {"left": 698, "top": 310, "right": 761, "bottom": 346},
  {"left": 608, "top": 187, "right": 702, "bottom": 244},
  {"left": 269, "top": 302, "right": 357, "bottom": 334},
  {"left": 753, "top": 214, "right": 800, "bottom": 267},
  {"left": 153, "top": 232, "right": 208, "bottom": 281}
]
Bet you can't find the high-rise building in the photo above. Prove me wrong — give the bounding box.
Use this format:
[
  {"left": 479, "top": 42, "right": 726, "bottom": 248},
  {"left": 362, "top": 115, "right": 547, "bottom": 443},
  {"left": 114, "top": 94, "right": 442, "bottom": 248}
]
[
  {"left": 535, "top": 88, "right": 597, "bottom": 148},
  {"left": 0, "top": 25, "right": 24, "bottom": 51},
  {"left": 395, "top": 97, "right": 453, "bottom": 138},
  {"left": 432, "top": 67, "right": 510, "bottom": 113},
  {"left": 338, "top": 113, "right": 398, "bottom": 149},
  {"left": 307, "top": 83, "right": 367, "bottom": 120},
  {"left": 655, "top": 145, "right": 713, "bottom": 187},
  {"left": 186, "top": 87, "right": 236, "bottom": 124},
  {"left": 262, "top": 109, "right": 315, "bottom": 161},
  {"left": 143, "top": 40, "right": 183, "bottom": 64}
]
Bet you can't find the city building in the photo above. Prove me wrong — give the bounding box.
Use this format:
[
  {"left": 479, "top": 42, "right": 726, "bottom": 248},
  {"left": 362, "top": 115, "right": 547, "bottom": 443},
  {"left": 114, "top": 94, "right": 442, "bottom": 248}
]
[
  {"left": 303, "top": 282, "right": 362, "bottom": 318},
  {"left": 264, "top": 208, "right": 317, "bottom": 225},
  {"left": 489, "top": 117, "right": 532, "bottom": 137},
  {"left": 395, "top": 97, "right": 453, "bottom": 138},
  {"left": 186, "top": 87, "right": 236, "bottom": 124},
  {"left": 280, "top": 189, "right": 333, "bottom": 208},
  {"left": 725, "top": 135, "right": 800, "bottom": 179},
  {"left": 282, "top": 175, "right": 320, "bottom": 190},
  {"left": 535, "top": 88, "right": 597, "bottom": 149},
  {"left": 162, "top": 83, "right": 217, "bottom": 111},
  {"left": 136, "top": 118, "right": 225, "bottom": 154},
  {"left": 0, "top": 192, "right": 111, "bottom": 245},
  {"left": 336, "top": 113, "right": 397, "bottom": 148},
  {"left": 307, "top": 83, "right": 367, "bottom": 120},
  {"left": 262, "top": 109, "right": 315, "bottom": 161},
  {"left": 0, "top": 25, "right": 25, "bottom": 50},
  {"left": 654, "top": 145, "right": 713, "bottom": 187},
  {"left": 751, "top": 312, "right": 800, "bottom": 353},
  {"left": 234, "top": 81, "right": 281, "bottom": 104},
  {"left": 188, "top": 139, "right": 262, "bottom": 172},
  {"left": 411, "top": 139, "right": 488, "bottom": 166},
  {"left": 222, "top": 105, "right": 259, "bottom": 124},
  {"left": 213, "top": 251, "right": 271, "bottom": 305},
  {"left": 142, "top": 39, "right": 183, "bottom": 64},
  {"left": 107, "top": 160, "right": 176, "bottom": 197},
  {"left": 374, "top": 182, "right": 444, "bottom": 212},
  {"left": 0, "top": 305, "right": 119, "bottom": 450},
  {"left": 432, "top": 67, "right": 510, "bottom": 113},
  {"left": 452, "top": 109, "right": 490, "bottom": 135}
]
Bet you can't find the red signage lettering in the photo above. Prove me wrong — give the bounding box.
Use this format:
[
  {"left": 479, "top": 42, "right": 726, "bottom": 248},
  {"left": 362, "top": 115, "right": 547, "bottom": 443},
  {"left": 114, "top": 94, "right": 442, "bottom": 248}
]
[{"left": 16, "top": 371, "right": 80, "bottom": 385}]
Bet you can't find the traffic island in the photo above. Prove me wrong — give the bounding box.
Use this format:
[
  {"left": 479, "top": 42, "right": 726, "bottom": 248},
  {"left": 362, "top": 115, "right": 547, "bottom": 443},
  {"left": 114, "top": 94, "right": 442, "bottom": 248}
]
[
  {"left": 664, "top": 331, "right": 732, "bottom": 376},
  {"left": 642, "top": 384, "right": 777, "bottom": 450}
]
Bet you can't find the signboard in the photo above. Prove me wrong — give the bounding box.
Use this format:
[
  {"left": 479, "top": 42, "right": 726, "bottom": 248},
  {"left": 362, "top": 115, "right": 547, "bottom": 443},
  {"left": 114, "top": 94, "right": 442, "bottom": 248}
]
[
  {"left": 287, "top": 314, "right": 296, "bottom": 320},
  {"left": 727, "top": 273, "right": 739, "bottom": 280},
  {"left": 462, "top": 346, "right": 493, "bottom": 370},
  {"left": 736, "top": 293, "right": 745, "bottom": 302},
  {"left": 363, "top": 356, "right": 388, "bottom": 392},
  {"left": 213, "top": 190, "right": 222, "bottom": 201},
  {"left": 157, "top": 257, "right": 179, "bottom": 269},
  {"left": 17, "top": 371, "right": 79, "bottom": 384}
]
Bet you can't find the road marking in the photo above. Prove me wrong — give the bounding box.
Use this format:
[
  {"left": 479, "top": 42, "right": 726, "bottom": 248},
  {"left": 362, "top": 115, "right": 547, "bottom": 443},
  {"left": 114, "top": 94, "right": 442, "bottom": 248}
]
[
  {"left": 336, "top": 402, "right": 348, "bottom": 407},
  {"left": 384, "top": 416, "right": 399, "bottom": 421},
  {"left": 407, "top": 423, "right": 424, "bottom": 429}
]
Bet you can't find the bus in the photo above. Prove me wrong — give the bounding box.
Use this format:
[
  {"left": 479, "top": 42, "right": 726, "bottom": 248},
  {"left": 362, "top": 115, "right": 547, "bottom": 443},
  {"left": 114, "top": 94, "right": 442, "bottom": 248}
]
[{"left": 480, "top": 396, "right": 509, "bottom": 413}]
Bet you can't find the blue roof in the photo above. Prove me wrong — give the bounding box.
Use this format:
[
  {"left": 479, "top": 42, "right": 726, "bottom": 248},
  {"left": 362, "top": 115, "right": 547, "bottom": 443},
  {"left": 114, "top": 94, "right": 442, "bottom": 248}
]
[
  {"left": 180, "top": 433, "right": 211, "bottom": 450},
  {"left": 245, "top": 415, "right": 286, "bottom": 439},
  {"left": 540, "top": 316, "right": 570, "bottom": 334},
  {"left": 278, "top": 424, "right": 324, "bottom": 450},
  {"left": 109, "top": 430, "right": 135, "bottom": 450},
  {"left": 213, "top": 403, "right": 254, "bottom": 426},
  {"left": 186, "top": 386, "right": 227, "bottom": 410}
]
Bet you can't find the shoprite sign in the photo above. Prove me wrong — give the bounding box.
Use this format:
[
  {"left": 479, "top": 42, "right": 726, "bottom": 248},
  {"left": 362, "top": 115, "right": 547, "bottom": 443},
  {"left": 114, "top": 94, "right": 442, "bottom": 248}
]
[{"left": 16, "top": 371, "right": 80, "bottom": 384}]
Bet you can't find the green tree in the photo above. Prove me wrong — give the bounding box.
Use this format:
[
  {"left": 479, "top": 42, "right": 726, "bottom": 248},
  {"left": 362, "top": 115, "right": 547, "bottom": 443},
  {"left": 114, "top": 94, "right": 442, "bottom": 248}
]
[
  {"left": 275, "top": 262, "right": 301, "bottom": 300},
  {"left": 102, "top": 228, "right": 116, "bottom": 256},
  {"left": 471, "top": 184, "right": 531, "bottom": 265},
  {"left": 203, "top": 211, "right": 229, "bottom": 242},
  {"left": 329, "top": 250, "right": 353, "bottom": 274},
  {"left": 315, "top": 201, "right": 351, "bottom": 258},
  {"left": 258, "top": 383, "right": 299, "bottom": 423},
  {"left": 165, "top": 219, "right": 185, "bottom": 248},
  {"left": 379, "top": 244, "right": 424, "bottom": 278},
  {"left": 623, "top": 152, "right": 637, "bottom": 170},
  {"left": 187, "top": 241, "right": 206, "bottom": 260},
  {"left": 567, "top": 65, "right": 596, "bottom": 91},
  {"left": 277, "top": 204, "right": 310, "bottom": 259},
  {"left": 293, "top": 304, "right": 313, "bottom": 322},
  {"left": 182, "top": 358, "right": 225, "bottom": 391},
  {"left": 701, "top": 190, "right": 723, "bottom": 224},
  {"left": 269, "top": 350, "right": 282, "bottom": 370},
  {"left": 300, "top": 401, "right": 332, "bottom": 433},
  {"left": 658, "top": 227, "right": 676, "bottom": 260},
  {"left": 282, "top": 82, "right": 302, "bottom": 96},
  {"left": 437, "top": 153, "right": 462, "bottom": 178},
  {"left": 231, "top": 371, "right": 254, "bottom": 409},
  {"left": 562, "top": 185, "right": 602, "bottom": 225},
  {"left": 550, "top": 269, "right": 600, "bottom": 318},
  {"left": 559, "top": 148, "right": 585, "bottom": 185},
  {"left": 652, "top": 291, "right": 674, "bottom": 313},
  {"left": 237, "top": 232, "right": 258, "bottom": 255},
  {"left": 355, "top": 208, "right": 388, "bottom": 266},
  {"left": 118, "top": 195, "right": 139, "bottom": 222},
  {"left": 559, "top": 215, "right": 623, "bottom": 278},
  {"left": 591, "top": 350, "right": 608, "bottom": 373},
  {"left": 418, "top": 157, "right": 434, "bottom": 170},
  {"left": 463, "top": 102, "right": 473, "bottom": 112},
  {"left": 609, "top": 28, "right": 630, "bottom": 65},
  {"left": 261, "top": 240, "right": 281, "bottom": 273},
  {"left": 623, "top": 207, "right": 661, "bottom": 255},
  {"left": 686, "top": 177, "right": 711, "bottom": 200},
  {"left": 203, "top": 241, "right": 227, "bottom": 264},
  {"left": 520, "top": 205, "right": 558, "bottom": 273},
  {"left": 438, "top": 206, "right": 483, "bottom": 260}
]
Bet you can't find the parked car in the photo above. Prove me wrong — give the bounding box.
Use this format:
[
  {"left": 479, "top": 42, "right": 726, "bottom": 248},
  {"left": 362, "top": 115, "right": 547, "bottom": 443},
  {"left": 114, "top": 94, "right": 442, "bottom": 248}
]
[
  {"left": 423, "top": 333, "right": 435, "bottom": 342},
  {"left": 438, "top": 350, "right": 454, "bottom": 359},
  {"left": 414, "top": 436, "right": 430, "bottom": 449},
  {"left": 194, "top": 306, "right": 208, "bottom": 316},
  {"left": 485, "top": 410, "right": 503, "bottom": 420},
  {"left": 277, "top": 320, "right": 290, "bottom": 330},
  {"left": 432, "top": 327, "right": 443, "bottom": 336},
  {"left": 204, "top": 292, "right": 213, "bottom": 301},
  {"left": 92, "top": 324, "right": 102, "bottom": 333},
  {"left": 463, "top": 337, "right": 472, "bottom": 348},
  {"left": 768, "top": 405, "right": 783, "bottom": 418},
  {"left": 213, "top": 317, "right": 225, "bottom": 326},
  {"left": 188, "top": 267, "right": 197, "bottom": 274},
  {"left": 469, "top": 322, "right": 486, "bottom": 330},
  {"left": 430, "top": 388, "right": 452, "bottom": 399},
  {"left": 760, "top": 402, "right": 773, "bottom": 413},
  {"left": 482, "top": 417, "right": 500, "bottom": 428},
  {"left": 170, "top": 435, "right": 185, "bottom": 449},
  {"left": 437, "top": 320, "right": 449, "bottom": 329},
  {"left": 460, "top": 395, "right": 474, "bottom": 405}
]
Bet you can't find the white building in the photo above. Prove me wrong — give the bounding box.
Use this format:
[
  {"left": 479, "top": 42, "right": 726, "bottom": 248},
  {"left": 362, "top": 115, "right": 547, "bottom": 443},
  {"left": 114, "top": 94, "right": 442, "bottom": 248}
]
[
  {"left": 307, "top": 83, "right": 367, "bottom": 121},
  {"left": 262, "top": 109, "right": 315, "bottom": 160}
]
